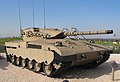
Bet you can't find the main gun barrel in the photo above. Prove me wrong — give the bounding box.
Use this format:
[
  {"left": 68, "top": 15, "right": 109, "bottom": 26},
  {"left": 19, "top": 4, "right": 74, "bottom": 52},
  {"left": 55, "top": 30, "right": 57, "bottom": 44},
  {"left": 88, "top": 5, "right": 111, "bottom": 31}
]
[{"left": 64, "top": 30, "right": 113, "bottom": 36}]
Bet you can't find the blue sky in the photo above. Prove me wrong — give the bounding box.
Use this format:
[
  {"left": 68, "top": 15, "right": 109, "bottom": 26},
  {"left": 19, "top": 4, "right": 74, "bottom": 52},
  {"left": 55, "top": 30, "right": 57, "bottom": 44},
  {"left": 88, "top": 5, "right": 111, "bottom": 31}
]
[{"left": 0, "top": 0, "right": 120, "bottom": 38}]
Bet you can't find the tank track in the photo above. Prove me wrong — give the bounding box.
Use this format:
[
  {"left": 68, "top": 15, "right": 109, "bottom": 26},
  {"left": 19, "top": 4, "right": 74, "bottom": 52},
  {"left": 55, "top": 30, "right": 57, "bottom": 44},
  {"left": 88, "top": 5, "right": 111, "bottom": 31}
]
[
  {"left": 6, "top": 54, "right": 72, "bottom": 77},
  {"left": 49, "top": 62, "right": 72, "bottom": 77},
  {"left": 82, "top": 54, "right": 110, "bottom": 69},
  {"left": 6, "top": 53, "right": 110, "bottom": 76}
]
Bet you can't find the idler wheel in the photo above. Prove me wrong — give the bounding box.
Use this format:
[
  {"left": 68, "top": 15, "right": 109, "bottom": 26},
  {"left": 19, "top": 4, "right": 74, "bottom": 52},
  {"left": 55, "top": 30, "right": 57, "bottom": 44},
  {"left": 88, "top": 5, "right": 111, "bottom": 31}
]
[
  {"left": 6, "top": 55, "right": 10, "bottom": 62},
  {"left": 34, "top": 63, "right": 42, "bottom": 72},
  {"left": 28, "top": 60, "right": 33, "bottom": 69},
  {"left": 21, "top": 59, "right": 26, "bottom": 67},
  {"left": 43, "top": 63, "right": 54, "bottom": 76}
]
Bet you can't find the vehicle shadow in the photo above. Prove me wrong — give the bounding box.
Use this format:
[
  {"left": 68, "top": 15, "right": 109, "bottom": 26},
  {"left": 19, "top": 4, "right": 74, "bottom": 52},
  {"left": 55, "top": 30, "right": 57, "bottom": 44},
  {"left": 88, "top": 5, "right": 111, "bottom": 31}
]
[
  {"left": 56, "top": 62, "right": 120, "bottom": 79},
  {"left": 0, "top": 58, "right": 9, "bottom": 70},
  {"left": 116, "top": 79, "right": 120, "bottom": 81}
]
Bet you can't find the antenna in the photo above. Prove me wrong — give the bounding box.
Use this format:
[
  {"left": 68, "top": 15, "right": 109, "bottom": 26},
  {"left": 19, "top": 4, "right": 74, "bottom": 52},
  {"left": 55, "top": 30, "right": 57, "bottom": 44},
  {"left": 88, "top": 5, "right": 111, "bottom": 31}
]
[
  {"left": 33, "top": 0, "right": 35, "bottom": 28},
  {"left": 43, "top": 0, "right": 46, "bottom": 28},
  {"left": 18, "top": 0, "right": 22, "bottom": 34}
]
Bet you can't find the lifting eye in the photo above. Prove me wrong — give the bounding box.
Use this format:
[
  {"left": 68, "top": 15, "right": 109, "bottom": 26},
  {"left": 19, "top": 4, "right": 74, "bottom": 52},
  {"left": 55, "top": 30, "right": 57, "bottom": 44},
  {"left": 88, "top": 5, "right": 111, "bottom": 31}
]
[
  {"left": 81, "top": 54, "right": 86, "bottom": 59},
  {"left": 48, "top": 47, "right": 50, "bottom": 51},
  {"left": 55, "top": 41, "right": 63, "bottom": 46},
  {"left": 18, "top": 45, "right": 20, "bottom": 48}
]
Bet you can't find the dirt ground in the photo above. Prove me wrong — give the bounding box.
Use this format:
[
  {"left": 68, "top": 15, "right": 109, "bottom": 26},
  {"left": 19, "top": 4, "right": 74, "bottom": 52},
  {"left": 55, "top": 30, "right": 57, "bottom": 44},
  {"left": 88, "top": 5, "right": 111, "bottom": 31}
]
[{"left": 0, "top": 54, "right": 120, "bottom": 82}]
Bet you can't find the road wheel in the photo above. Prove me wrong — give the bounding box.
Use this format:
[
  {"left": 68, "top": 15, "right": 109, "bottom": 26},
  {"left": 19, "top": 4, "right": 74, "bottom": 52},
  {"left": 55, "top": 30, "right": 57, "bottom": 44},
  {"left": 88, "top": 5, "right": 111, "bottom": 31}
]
[
  {"left": 16, "top": 57, "right": 20, "bottom": 66},
  {"left": 28, "top": 60, "right": 33, "bottom": 69},
  {"left": 21, "top": 59, "right": 26, "bottom": 67},
  {"left": 43, "top": 63, "right": 53, "bottom": 76},
  {"left": 11, "top": 56, "right": 15, "bottom": 64},
  {"left": 34, "top": 63, "right": 42, "bottom": 72}
]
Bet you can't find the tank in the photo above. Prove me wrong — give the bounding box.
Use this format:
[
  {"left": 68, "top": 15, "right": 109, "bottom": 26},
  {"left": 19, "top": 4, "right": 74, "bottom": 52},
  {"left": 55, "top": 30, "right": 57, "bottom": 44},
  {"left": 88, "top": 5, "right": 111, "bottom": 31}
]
[{"left": 5, "top": 28, "right": 113, "bottom": 77}]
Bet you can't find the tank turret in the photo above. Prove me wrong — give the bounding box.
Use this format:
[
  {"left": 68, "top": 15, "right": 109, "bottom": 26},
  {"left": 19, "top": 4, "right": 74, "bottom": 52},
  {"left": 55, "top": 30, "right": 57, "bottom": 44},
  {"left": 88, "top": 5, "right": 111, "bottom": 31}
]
[{"left": 21, "top": 28, "right": 113, "bottom": 41}]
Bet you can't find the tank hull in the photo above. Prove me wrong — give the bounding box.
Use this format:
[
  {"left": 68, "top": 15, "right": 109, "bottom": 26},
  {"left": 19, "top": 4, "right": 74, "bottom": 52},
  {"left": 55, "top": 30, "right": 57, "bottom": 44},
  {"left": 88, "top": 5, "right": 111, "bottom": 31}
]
[
  {"left": 61, "top": 51, "right": 111, "bottom": 66},
  {"left": 5, "top": 39, "right": 112, "bottom": 77}
]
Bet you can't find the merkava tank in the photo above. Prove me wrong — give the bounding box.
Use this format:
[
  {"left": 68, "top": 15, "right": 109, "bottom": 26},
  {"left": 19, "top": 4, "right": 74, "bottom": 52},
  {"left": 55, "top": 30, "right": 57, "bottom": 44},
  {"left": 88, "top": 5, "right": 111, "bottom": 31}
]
[{"left": 5, "top": 28, "right": 113, "bottom": 77}]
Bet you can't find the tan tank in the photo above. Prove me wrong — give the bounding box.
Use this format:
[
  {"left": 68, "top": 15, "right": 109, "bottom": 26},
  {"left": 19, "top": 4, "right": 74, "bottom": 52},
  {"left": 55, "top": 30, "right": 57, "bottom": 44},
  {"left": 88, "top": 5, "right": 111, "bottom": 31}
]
[{"left": 5, "top": 28, "right": 113, "bottom": 77}]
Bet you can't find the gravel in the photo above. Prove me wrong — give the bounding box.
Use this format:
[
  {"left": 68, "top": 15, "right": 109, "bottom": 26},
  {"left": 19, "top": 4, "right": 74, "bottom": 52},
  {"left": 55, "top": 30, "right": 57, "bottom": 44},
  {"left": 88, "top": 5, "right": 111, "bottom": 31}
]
[{"left": 0, "top": 54, "right": 120, "bottom": 82}]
